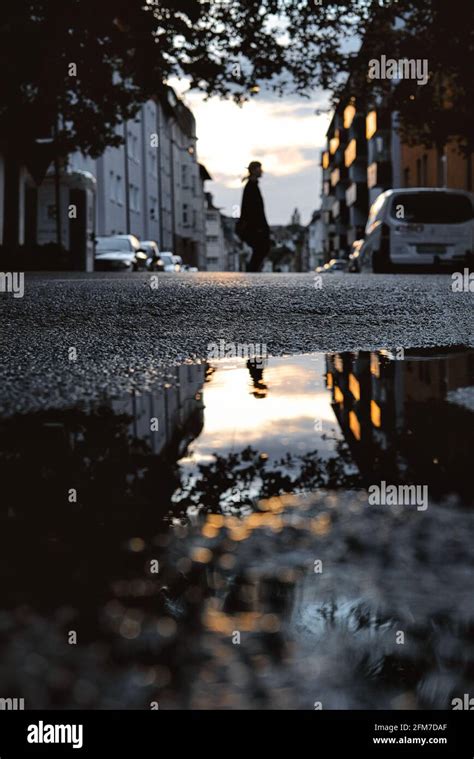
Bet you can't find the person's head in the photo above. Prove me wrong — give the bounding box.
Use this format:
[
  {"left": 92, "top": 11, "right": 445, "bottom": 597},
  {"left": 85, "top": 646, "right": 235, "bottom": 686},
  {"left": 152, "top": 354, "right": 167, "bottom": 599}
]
[{"left": 246, "top": 161, "right": 263, "bottom": 181}]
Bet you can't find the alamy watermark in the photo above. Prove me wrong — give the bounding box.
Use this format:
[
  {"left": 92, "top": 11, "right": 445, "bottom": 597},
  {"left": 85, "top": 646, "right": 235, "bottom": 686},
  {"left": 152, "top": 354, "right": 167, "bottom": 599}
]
[
  {"left": 451, "top": 694, "right": 474, "bottom": 710},
  {"left": 0, "top": 271, "right": 24, "bottom": 298},
  {"left": 207, "top": 340, "right": 268, "bottom": 368},
  {"left": 0, "top": 697, "right": 25, "bottom": 710},
  {"left": 368, "top": 55, "right": 429, "bottom": 86},
  {"left": 27, "top": 721, "right": 83, "bottom": 749},
  {"left": 368, "top": 480, "right": 428, "bottom": 511},
  {"left": 451, "top": 268, "right": 474, "bottom": 292}
]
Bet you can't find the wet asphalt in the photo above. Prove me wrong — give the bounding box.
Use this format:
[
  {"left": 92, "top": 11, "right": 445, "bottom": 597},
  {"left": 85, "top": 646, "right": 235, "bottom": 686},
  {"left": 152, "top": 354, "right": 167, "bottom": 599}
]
[{"left": 0, "top": 271, "right": 473, "bottom": 414}]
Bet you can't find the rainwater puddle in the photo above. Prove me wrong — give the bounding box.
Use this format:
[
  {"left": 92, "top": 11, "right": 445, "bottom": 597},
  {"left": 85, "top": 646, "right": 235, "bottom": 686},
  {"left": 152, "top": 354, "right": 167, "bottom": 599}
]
[{"left": 0, "top": 348, "right": 473, "bottom": 708}]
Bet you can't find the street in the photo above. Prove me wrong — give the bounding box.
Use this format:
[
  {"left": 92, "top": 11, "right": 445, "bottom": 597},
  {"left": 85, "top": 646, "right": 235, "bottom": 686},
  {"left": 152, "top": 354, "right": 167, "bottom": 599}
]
[
  {"left": 0, "top": 271, "right": 472, "bottom": 414},
  {"left": 0, "top": 270, "right": 473, "bottom": 710}
]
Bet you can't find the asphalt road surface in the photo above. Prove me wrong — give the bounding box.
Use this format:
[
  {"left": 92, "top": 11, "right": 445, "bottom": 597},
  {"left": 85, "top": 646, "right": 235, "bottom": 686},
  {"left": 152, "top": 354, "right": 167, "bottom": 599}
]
[{"left": 1, "top": 271, "right": 473, "bottom": 414}]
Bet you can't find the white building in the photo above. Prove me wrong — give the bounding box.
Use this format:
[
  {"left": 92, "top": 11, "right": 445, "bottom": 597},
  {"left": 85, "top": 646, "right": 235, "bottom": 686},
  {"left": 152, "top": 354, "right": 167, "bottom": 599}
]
[
  {"left": 205, "top": 193, "right": 227, "bottom": 271},
  {"left": 307, "top": 210, "right": 325, "bottom": 269},
  {"left": 31, "top": 87, "right": 209, "bottom": 269}
]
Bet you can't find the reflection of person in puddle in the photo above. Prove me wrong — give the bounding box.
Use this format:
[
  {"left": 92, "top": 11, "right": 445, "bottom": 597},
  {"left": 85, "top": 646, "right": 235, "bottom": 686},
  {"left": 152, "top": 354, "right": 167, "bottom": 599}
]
[{"left": 247, "top": 358, "right": 268, "bottom": 398}]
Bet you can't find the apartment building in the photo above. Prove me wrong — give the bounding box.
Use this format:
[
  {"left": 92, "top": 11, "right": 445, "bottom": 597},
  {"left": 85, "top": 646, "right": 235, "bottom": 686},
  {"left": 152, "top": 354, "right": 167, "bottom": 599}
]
[
  {"left": 321, "top": 95, "right": 403, "bottom": 261},
  {"left": 205, "top": 193, "right": 227, "bottom": 272},
  {"left": 321, "top": 93, "right": 474, "bottom": 262},
  {"left": 25, "top": 87, "right": 209, "bottom": 269}
]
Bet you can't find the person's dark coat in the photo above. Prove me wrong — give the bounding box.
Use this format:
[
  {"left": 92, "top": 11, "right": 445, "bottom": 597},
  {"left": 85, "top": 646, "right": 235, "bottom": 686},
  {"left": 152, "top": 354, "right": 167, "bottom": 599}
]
[{"left": 237, "top": 179, "right": 270, "bottom": 246}]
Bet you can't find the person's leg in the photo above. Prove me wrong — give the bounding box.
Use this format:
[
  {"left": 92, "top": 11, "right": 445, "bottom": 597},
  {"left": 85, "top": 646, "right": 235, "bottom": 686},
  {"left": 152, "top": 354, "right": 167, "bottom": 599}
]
[
  {"left": 247, "top": 244, "right": 261, "bottom": 272},
  {"left": 247, "top": 239, "right": 269, "bottom": 272}
]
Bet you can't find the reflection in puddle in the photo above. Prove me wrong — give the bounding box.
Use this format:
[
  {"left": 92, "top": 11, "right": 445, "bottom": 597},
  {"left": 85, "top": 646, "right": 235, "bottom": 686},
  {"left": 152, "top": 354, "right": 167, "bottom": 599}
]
[{"left": 0, "top": 348, "right": 473, "bottom": 709}]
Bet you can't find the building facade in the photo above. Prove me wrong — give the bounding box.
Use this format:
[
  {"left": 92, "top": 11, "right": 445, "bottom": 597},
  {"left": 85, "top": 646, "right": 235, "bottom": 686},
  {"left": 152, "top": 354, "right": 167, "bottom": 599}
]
[
  {"left": 18, "top": 87, "right": 210, "bottom": 270},
  {"left": 205, "top": 193, "right": 227, "bottom": 272},
  {"left": 321, "top": 94, "right": 474, "bottom": 262},
  {"left": 306, "top": 210, "right": 325, "bottom": 270}
]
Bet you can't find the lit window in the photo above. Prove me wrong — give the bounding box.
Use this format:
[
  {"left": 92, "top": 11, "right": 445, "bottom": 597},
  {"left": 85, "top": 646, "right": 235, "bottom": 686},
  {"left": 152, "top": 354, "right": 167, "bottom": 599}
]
[
  {"left": 343, "top": 103, "right": 356, "bottom": 129},
  {"left": 366, "top": 111, "right": 377, "bottom": 140},
  {"left": 349, "top": 411, "right": 361, "bottom": 440},
  {"left": 344, "top": 139, "right": 357, "bottom": 167},
  {"left": 349, "top": 373, "right": 360, "bottom": 401},
  {"left": 371, "top": 400, "right": 382, "bottom": 428}
]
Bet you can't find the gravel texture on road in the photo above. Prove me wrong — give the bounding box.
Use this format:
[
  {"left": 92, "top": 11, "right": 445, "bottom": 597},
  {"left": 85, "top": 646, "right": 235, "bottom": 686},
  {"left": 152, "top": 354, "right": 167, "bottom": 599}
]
[{"left": 0, "top": 271, "right": 473, "bottom": 413}]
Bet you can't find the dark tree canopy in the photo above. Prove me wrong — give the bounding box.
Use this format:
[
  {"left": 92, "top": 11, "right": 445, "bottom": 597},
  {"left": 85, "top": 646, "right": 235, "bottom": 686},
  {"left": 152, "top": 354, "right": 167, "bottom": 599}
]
[{"left": 0, "top": 1, "right": 472, "bottom": 162}]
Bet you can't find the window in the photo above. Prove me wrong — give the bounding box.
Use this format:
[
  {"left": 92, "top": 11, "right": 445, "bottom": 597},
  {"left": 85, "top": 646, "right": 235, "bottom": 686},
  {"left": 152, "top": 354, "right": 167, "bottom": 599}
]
[
  {"left": 403, "top": 168, "right": 410, "bottom": 188},
  {"left": 183, "top": 203, "right": 189, "bottom": 225},
  {"left": 390, "top": 192, "right": 473, "bottom": 224},
  {"left": 109, "top": 171, "right": 115, "bottom": 200},
  {"left": 437, "top": 152, "right": 447, "bottom": 188},
  {"left": 129, "top": 184, "right": 140, "bottom": 212},
  {"left": 115, "top": 175, "right": 123, "bottom": 205},
  {"left": 415, "top": 154, "right": 429, "bottom": 185},
  {"left": 182, "top": 165, "right": 188, "bottom": 189},
  {"left": 422, "top": 154, "right": 428, "bottom": 185},
  {"left": 150, "top": 151, "right": 157, "bottom": 178},
  {"left": 127, "top": 133, "right": 139, "bottom": 162}
]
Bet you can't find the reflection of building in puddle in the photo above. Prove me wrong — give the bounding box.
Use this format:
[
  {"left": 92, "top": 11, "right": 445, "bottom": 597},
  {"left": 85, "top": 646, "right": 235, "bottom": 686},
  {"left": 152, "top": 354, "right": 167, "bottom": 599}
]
[
  {"left": 326, "top": 349, "right": 474, "bottom": 498},
  {"left": 110, "top": 363, "right": 206, "bottom": 457}
]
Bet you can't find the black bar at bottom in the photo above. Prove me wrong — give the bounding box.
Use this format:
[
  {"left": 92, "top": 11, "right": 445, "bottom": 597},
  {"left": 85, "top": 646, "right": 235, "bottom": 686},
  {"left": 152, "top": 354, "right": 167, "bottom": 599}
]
[{"left": 0, "top": 710, "right": 471, "bottom": 757}]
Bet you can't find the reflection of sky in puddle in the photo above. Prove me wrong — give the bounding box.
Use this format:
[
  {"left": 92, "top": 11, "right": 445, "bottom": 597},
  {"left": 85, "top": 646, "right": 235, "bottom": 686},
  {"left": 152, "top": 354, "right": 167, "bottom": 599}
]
[
  {"left": 179, "top": 355, "right": 342, "bottom": 468},
  {"left": 1, "top": 349, "right": 474, "bottom": 708}
]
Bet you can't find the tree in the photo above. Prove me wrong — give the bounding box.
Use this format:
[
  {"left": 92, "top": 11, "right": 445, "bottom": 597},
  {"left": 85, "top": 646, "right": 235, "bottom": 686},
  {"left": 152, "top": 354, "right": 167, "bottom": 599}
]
[{"left": 1, "top": 1, "right": 473, "bottom": 245}]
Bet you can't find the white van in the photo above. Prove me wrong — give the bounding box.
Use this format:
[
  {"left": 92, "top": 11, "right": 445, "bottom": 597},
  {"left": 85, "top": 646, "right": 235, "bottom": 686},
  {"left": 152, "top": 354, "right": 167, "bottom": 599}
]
[{"left": 359, "top": 188, "right": 474, "bottom": 272}]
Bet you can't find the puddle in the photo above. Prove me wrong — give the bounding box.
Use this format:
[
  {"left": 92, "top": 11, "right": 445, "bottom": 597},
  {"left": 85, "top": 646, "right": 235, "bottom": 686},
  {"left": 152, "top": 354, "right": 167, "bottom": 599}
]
[{"left": 0, "top": 348, "right": 473, "bottom": 709}]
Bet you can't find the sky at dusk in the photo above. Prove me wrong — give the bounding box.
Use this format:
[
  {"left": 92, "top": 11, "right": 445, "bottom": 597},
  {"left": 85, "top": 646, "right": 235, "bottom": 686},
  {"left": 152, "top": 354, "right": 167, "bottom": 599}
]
[{"left": 171, "top": 80, "right": 333, "bottom": 226}]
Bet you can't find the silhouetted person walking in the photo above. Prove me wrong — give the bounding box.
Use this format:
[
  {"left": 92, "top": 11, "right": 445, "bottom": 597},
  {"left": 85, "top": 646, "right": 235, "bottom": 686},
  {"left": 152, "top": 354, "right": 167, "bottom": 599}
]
[{"left": 237, "top": 161, "right": 271, "bottom": 272}]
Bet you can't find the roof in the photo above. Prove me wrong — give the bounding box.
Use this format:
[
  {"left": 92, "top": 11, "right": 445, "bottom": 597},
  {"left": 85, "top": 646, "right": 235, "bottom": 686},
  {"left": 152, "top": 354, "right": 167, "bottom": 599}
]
[{"left": 199, "top": 164, "right": 212, "bottom": 182}]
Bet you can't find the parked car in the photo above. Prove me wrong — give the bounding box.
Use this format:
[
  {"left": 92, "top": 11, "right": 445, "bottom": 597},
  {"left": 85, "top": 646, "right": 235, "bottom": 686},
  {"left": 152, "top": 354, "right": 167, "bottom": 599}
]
[
  {"left": 94, "top": 235, "right": 144, "bottom": 272},
  {"left": 159, "top": 252, "right": 176, "bottom": 272},
  {"left": 139, "top": 240, "right": 161, "bottom": 270},
  {"left": 113, "top": 234, "right": 149, "bottom": 271},
  {"left": 348, "top": 239, "right": 364, "bottom": 272},
  {"left": 94, "top": 234, "right": 150, "bottom": 272},
  {"left": 181, "top": 264, "right": 199, "bottom": 272},
  {"left": 358, "top": 188, "right": 474, "bottom": 273},
  {"left": 172, "top": 255, "right": 183, "bottom": 272}
]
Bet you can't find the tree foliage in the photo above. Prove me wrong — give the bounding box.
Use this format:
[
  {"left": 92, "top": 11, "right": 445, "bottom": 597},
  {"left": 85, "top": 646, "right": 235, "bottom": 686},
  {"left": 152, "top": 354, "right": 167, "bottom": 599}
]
[{"left": 0, "top": 0, "right": 472, "bottom": 161}]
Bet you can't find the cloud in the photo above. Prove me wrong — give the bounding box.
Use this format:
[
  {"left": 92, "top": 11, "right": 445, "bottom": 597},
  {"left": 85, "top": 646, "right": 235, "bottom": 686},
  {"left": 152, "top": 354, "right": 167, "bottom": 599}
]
[{"left": 168, "top": 79, "right": 332, "bottom": 225}]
